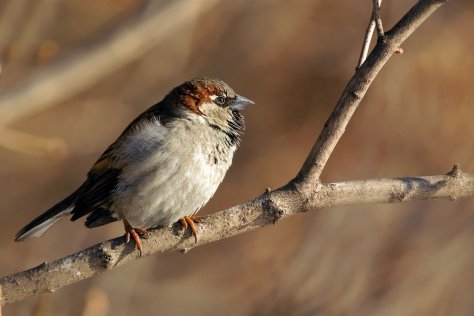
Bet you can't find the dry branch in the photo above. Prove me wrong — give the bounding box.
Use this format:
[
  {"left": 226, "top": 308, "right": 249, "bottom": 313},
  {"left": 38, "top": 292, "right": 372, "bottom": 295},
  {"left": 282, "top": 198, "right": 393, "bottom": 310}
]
[
  {"left": 297, "top": 0, "right": 448, "bottom": 184},
  {"left": 357, "top": 0, "right": 383, "bottom": 68},
  {"left": 373, "top": 0, "right": 385, "bottom": 38},
  {"left": 1, "top": 167, "right": 473, "bottom": 305},
  {"left": 0, "top": 0, "right": 458, "bottom": 306},
  {"left": 0, "top": 0, "right": 221, "bottom": 126}
]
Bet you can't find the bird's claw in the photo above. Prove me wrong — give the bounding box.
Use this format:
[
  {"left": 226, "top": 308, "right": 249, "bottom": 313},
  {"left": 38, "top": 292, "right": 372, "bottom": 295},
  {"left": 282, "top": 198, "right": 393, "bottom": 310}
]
[
  {"left": 179, "top": 215, "right": 202, "bottom": 244},
  {"left": 123, "top": 220, "right": 149, "bottom": 256}
]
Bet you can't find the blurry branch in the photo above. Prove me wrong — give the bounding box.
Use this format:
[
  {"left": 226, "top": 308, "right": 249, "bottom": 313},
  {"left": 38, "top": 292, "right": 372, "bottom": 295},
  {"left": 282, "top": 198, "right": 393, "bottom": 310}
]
[
  {"left": 9, "top": 0, "right": 60, "bottom": 68},
  {"left": 0, "top": 1, "right": 29, "bottom": 61},
  {"left": 0, "top": 0, "right": 27, "bottom": 79},
  {"left": 0, "top": 0, "right": 459, "bottom": 305},
  {"left": 0, "top": 0, "right": 221, "bottom": 125},
  {"left": 0, "top": 128, "right": 68, "bottom": 158},
  {"left": 0, "top": 0, "right": 221, "bottom": 158}
]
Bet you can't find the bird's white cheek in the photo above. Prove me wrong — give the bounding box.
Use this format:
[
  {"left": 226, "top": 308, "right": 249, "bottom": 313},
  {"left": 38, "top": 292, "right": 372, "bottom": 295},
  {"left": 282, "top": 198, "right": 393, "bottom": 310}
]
[{"left": 198, "top": 102, "right": 233, "bottom": 127}]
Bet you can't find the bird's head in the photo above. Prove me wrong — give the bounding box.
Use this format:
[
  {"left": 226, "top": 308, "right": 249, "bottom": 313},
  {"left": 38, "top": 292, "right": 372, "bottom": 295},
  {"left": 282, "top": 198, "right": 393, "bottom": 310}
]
[{"left": 165, "top": 78, "right": 254, "bottom": 135}]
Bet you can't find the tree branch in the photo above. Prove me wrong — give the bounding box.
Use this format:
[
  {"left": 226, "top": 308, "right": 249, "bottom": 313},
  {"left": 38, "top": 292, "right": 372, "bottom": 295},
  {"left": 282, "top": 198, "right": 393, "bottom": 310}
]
[
  {"left": 296, "top": 0, "right": 448, "bottom": 185},
  {"left": 357, "top": 0, "right": 383, "bottom": 68},
  {"left": 1, "top": 166, "right": 473, "bottom": 305},
  {"left": 0, "top": 0, "right": 456, "bottom": 305},
  {"left": 373, "top": 0, "right": 384, "bottom": 38}
]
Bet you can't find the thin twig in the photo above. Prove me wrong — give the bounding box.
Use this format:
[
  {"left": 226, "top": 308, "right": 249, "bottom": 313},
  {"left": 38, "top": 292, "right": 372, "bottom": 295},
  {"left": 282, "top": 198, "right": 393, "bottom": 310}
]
[
  {"left": 356, "top": 17, "right": 376, "bottom": 69},
  {"left": 373, "top": 0, "right": 384, "bottom": 37},
  {"left": 297, "top": 0, "right": 447, "bottom": 185},
  {"left": 357, "top": 0, "right": 383, "bottom": 68},
  {"left": 1, "top": 167, "right": 472, "bottom": 305}
]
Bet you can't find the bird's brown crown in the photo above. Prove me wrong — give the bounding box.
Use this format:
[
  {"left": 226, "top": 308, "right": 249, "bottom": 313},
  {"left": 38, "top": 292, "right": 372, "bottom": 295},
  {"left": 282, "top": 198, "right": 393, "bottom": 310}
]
[{"left": 167, "top": 78, "right": 236, "bottom": 114}]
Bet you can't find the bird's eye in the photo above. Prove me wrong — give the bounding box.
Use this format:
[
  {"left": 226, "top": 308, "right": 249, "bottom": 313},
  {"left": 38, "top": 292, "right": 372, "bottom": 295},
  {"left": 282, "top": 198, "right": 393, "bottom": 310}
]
[{"left": 215, "top": 95, "right": 226, "bottom": 106}]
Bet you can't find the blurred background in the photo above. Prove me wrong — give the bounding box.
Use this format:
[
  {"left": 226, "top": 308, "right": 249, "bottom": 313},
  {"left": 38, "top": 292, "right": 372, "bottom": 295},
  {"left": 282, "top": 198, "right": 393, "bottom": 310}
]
[{"left": 1, "top": 0, "right": 473, "bottom": 315}]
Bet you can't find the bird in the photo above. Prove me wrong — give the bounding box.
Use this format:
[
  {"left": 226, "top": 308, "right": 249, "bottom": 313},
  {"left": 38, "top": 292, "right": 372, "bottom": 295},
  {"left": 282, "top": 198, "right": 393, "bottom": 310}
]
[{"left": 15, "top": 77, "right": 253, "bottom": 254}]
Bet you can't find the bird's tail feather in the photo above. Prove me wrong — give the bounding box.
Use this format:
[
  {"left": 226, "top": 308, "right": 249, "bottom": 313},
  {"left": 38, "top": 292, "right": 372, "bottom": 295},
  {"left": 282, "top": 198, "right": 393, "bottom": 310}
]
[{"left": 15, "top": 187, "right": 82, "bottom": 241}]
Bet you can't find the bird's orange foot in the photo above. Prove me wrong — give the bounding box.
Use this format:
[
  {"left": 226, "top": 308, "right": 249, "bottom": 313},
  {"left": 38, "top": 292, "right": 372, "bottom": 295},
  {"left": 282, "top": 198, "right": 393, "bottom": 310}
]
[
  {"left": 123, "top": 220, "right": 149, "bottom": 255},
  {"left": 179, "top": 215, "right": 202, "bottom": 244}
]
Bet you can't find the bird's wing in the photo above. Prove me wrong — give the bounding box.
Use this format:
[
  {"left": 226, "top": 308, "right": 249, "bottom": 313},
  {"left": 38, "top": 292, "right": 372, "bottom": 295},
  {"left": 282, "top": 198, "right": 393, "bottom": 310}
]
[
  {"left": 70, "top": 143, "right": 123, "bottom": 221},
  {"left": 70, "top": 100, "right": 177, "bottom": 222}
]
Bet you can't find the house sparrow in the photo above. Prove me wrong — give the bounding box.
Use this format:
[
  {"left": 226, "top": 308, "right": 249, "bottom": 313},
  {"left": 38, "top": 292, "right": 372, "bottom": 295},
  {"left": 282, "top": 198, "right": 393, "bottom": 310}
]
[{"left": 15, "top": 77, "right": 253, "bottom": 253}]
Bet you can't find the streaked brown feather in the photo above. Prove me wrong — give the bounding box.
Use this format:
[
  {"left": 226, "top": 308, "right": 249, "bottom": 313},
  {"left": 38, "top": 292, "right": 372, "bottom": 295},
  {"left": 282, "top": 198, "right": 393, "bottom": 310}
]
[{"left": 70, "top": 167, "right": 121, "bottom": 221}]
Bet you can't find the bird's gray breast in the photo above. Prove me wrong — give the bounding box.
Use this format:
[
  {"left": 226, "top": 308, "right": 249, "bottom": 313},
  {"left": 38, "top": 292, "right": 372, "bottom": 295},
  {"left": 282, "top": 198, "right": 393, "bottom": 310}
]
[{"left": 111, "top": 118, "right": 236, "bottom": 228}]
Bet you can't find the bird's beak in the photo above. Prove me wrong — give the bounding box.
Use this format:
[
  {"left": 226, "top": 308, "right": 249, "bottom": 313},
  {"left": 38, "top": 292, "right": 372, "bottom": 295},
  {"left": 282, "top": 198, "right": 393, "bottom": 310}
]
[{"left": 231, "top": 94, "right": 254, "bottom": 111}]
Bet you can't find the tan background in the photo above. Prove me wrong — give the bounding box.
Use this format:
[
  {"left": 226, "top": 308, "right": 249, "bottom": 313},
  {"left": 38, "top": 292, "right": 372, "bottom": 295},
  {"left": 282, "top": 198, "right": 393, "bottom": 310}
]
[{"left": 1, "top": 0, "right": 473, "bottom": 315}]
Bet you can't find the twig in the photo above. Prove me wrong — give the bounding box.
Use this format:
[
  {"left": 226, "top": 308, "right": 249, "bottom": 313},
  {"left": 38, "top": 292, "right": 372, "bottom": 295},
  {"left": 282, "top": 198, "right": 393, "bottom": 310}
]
[
  {"left": 1, "top": 168, "right": 472, "bottom": 305},
  {"left": 297, "top": 0, "right": 447, "bottom": 185},
  {"left": 0, "top": 0, "right": 454, "bottom": 305},
  {"left": 373, "top": 0, "right": 384, "bottom": 37},
  {"left": 357, "top": 0, "right": 383, "bottom": 68},
  {"left": 0, "top": 0, "right": 222, "bottom": 126},
  {"left": 356, "top": 17, "right": 376, "bottom": 69}
]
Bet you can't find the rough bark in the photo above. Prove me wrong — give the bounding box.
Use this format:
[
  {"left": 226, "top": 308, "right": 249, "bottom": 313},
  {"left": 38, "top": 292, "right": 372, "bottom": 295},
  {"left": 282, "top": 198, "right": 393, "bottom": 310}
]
[{"left": 2, "top": 166, "right": 470, "bottom": 305}]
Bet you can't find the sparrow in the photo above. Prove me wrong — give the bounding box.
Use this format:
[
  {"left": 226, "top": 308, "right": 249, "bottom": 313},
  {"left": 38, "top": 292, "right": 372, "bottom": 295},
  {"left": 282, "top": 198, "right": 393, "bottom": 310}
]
[{"left": 15, "top": 77, "right": 253, "bottom": 253}]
